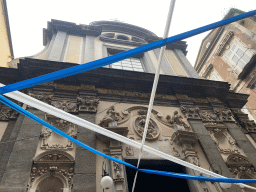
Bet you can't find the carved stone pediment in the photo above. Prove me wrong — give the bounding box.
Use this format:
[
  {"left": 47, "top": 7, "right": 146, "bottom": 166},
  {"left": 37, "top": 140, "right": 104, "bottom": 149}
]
[
  {"left": 77, "top": 96, "right": 99, "bottom": 113},
  {"left": 227, "top": 154, "right": 256, "bottom": 176}
]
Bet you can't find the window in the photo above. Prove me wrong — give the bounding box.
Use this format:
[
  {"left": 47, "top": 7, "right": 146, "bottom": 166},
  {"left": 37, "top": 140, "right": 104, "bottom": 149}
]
[
  {"left": 116, "top": 35, "right": 130, "bottom": 41},
  {"left": 225, "top": 41, "right": 253, "bottom": 71},
  {"left": 107, "top": 49, "right": 145, "bottom": 72}
]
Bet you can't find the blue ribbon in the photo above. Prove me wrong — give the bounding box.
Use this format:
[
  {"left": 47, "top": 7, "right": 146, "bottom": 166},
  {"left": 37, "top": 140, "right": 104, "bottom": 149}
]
[
  {"left": 0, "top": 9, "right": 256, "bottom": 94},
  {"left": 0, "top": 95, "right": 255, "bottom": 183}
]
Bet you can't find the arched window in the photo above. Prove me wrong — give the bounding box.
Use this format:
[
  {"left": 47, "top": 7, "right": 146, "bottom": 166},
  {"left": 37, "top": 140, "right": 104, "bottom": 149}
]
[
  {"left": 116, "top": 35, "right": 129, "bottom": 41},
  {"left": 36, "top": 176, "right": 64, "bottom": 192}
]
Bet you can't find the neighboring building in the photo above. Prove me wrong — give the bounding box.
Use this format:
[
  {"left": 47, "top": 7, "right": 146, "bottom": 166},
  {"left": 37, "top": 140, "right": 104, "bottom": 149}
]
[
  {"left": 194, "top": 8, "right": 256, "bottom": 121},
  {"left": 0, "top": 19, "right": 256, "bottom": 192},
  {"left": 0, "top": 0, "right": 13, "bottom": 67}
]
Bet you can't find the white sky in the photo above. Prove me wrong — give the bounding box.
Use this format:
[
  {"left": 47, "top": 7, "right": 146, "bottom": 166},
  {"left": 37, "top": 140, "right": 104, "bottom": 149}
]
[{"left": 6, "top": 0, "right": 255, "bottom": 66}]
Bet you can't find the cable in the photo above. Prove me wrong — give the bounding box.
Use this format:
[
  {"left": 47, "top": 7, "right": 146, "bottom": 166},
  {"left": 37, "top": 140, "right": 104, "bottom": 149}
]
[
  {"left": 0, "top": 9, "right": 255, "bottom": 95},
  {"left": 132, "top": 1, "right": 176, "bottom": 192}
]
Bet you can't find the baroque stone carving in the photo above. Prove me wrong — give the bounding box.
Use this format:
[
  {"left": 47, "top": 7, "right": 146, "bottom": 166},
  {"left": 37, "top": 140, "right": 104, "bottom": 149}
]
[
  {"left": 99, "top": 106, "right": 124, "bottom": 127},
  {"left": 38, "top": 154, "right": 71, "bottom": 162},
  {"left": 166, "top": 110, "right": 190, "bottom": 130},
  {"left": 172, "top": 147, "right": 180, "bottom": 157},
  {"left": 126, "top": 145, "right": 134, "bottom": 156},
  {"left": 227, "top": 154, "right": 256, "bottom": 177},
  {"left": 51, "top": 100, "right": 77, "bottom": 113},
  {"left": 133, "top": 115, "right": 160, "bottom": 140},
  {"left": 208, "top": 128, "right": 239, "bottom": 154},
  {"left": 0, "top": 104, "right": 19, "bottom": 120},
  {"left": 231, "top": 108, "right": 256, "bottom": 133},
  {"left": 28, "top": 91, "right": 53, "bottom": 104},
  {"left": 200, "top": 109, "right": 233, "bottom": 122},
  {"left": 180, "top": 105, "right": 200, "bottom": 119},
  {"left": 77, "top": 96, "right": 99, "bottom": 112}
]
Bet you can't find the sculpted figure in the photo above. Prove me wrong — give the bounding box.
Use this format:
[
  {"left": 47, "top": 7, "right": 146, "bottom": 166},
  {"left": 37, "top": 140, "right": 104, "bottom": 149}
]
[{"left": 99, "top": 106, "right": 123, "bottom": 127}]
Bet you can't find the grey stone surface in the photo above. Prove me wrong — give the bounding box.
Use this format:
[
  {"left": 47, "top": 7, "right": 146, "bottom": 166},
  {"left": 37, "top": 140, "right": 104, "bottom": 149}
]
[
  {"left": 0, "top": 116, "right": 25, "bottom": 183},
  {"left": 48, "top": 31, "right": 67, "bottom": 61},
  {"left": 154, "top": 48, "right": 175, "bottom": 75},
  {"left": 174, "top": 49, "right": 201, "bottom": 78},
  {"left": 0, "top": 109, "right": 44, "bottom": 191},
  {"left": 102, "top": 45, "right": 109, "bottom": 68},
  {"left": 188, "top": 119, "right": 242, "bottom": 192},
  {"left": 72, "top": 174, "right": 96, "bottom": 192},
  {"left": 225, "top": 122, "right": 256, "bottom": 165},
  {"left": 73, "top": 113, "right": 96, "bottom": 191},
  {"left": 250, "top": 133, "right": 256, "bottom": 142}
]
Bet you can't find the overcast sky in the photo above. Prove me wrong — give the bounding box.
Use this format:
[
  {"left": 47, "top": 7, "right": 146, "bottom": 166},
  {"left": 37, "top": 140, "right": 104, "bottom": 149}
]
[{"left": 6, "top": 0, "right": 255, "bottom": 66}]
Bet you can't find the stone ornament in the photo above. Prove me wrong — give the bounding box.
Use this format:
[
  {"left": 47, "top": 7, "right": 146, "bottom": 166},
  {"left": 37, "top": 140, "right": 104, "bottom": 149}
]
[
  {"left": 51, "top": 100, "right": 77, "bottom": 113},
  {"left": 28, "top": 91, "right": 53, "bottom": 104},
  {"left": 227, "top": 154, "right": 256, "bottom": 177},
  {"left": 166, "top": 110, "right": 190, "bottom": 130},
  {"left": 77, "top": 96, "right": 99, "bottom": 112},
  {"left": 125, "top": 145, "right": 134, "bottom": 156},
  {"left": 231, "top": 108, "right": 256, "bottom": 133},
  {"left": 180, "top": 105, "right": 201, "bottom": 119},
  {"left": 208, "top": 128, "right": 239, "bottom": 154},
  {"left": 99, "top": 106, "right": 124, "bottom": 127},
  {"left": 0, "top": 103, "right": 20, "bottom": 120},
  {"left": 133, "top": 115, "right": 160, "bottom": 140}
]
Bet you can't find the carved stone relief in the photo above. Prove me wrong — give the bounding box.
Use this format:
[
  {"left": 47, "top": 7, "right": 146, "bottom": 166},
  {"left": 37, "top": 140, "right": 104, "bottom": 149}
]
[
  {"left": 41, "top": 116, "right": 77, "bottom": 150},
  {"left": 51, "top": 100, "right": 77, "bottom": 113},
  {"left": 231, "top": 108, "right": 256, "bottom": 133},
  {"left": 226, "top": 154, "right": 256, "bottom": 178},
  {"left": 200, "top": 109, "right": 234, "bottom": 122},
  {"left": 126, "top": 145, "right": 134, "bottom": 156},
  {"left": 28, "top": 91, "right": 53, "bottom": 104},
  {"left": 99, "top": 106, "right": 124, "bottom": 127},
  {"left": 208, "top": 128, "right": 240, "bottom": 154},
  {"left": 180, "top": 105, "right": 201, "bottom": 119},
  {"left": 30, "top": 153, "right": 74, "bottom": 188},
  {"left": 0, "top": 103, "right": 20, "bottom": 120},
  {"left": 133, "top": 115, "right": 160, "bottom": 140},
  {"left": 77, "top": 96, "right": 99, "bottom": 112}
]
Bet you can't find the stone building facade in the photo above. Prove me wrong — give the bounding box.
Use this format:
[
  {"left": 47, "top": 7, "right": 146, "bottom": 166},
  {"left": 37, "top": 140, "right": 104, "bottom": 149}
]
[
  {"left": 0, "top": 0, "right": 14, "bottom": 67},
  {"left": 0, "top": 19, "right": 256, "bottom": 192},
  {"left": 194, "top": 8, "right": 256, "bottom": 122}
]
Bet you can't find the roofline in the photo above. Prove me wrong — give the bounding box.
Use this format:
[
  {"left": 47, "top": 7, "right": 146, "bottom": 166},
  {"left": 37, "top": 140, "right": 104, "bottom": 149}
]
[{"left": 3, "top": 0, "right": 14, "bottom": 57}]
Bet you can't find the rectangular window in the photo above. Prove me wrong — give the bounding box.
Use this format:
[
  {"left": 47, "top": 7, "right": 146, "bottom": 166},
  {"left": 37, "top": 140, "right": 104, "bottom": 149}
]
[
  {"left": 224, "top": 41, "right": 253, "bottom": 72},
  {"left": 107, "top": 49, "right": 145, "bottom": 72}
]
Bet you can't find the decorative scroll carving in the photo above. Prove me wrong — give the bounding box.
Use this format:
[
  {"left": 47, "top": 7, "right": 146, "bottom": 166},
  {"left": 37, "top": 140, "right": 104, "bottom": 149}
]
[
  {"left": 208, "top": 128, "right": 239, "bottom": 154},
  {"left": 77, "top": 96, "right": 99, "bottom": 112},
  {"left": 51, "top": 100, "right": 77, "bottom": 113},
  {"left": 200, "top": 109, "right": 233, "bottom": 122},
  {"left": 99, "top": 106, "right": 124, "bottom": 127},
  {"left": 0, "top": 103, "right": 20, "bottom": 120},
  {"left": 38, "top": 154, "right": 71, "bottom": 162},
  {"left": 180, "top": 105, "right": 200, "bottom": 119},
  {"left": 231, "top": 108, "right": 256, "bottom": 133},
  {"left": 28, "top": 91, "right": 53, "bottom": 104},
  {"left": 227, "top": 154, "right": 256, "bottom": 177},
  {"left": 133, "top": 115, "right": 160, "bottom": 140}
]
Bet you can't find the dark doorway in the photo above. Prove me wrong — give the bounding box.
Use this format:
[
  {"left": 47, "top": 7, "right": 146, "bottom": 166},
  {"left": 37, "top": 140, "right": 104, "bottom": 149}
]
[{"left": 125, "top": 159, "right": 190, "bottom": 192}]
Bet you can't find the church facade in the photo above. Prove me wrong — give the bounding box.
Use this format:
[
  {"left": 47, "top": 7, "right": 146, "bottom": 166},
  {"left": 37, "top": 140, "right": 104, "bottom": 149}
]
[{"left": 0, "top": 19, "right": 256, "bottom": 192}]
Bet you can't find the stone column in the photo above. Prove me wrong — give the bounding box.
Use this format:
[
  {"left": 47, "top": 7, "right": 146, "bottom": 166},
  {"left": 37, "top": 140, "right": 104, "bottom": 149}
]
[
  {"left": 181, "top": 105, "right": 242, "bottom": 192},
  {"left": 96, "top": 127, "right": 128, "bottom": 192},
  {"left": 0, "top": 110, "right": 24, "bottom": 183},
  {"left": 72, "top": 95, "right": 99, "bottom": 192},
  {"left": 0, "top": 109, "right": 44, "bottom": 192}
]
